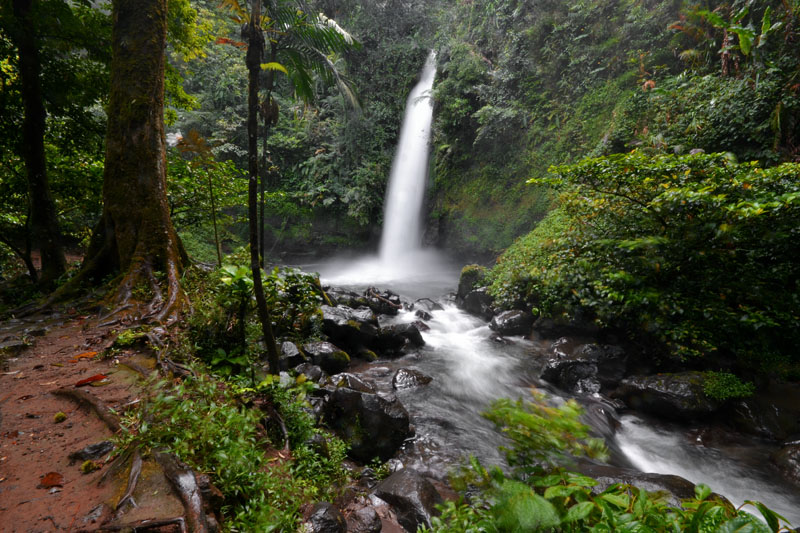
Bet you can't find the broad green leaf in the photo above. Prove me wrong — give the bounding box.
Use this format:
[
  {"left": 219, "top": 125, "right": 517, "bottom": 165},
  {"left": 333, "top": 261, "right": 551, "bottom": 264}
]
[
  {"left": 714, "top": 517, "right": 764, "bottom": 533},
  {"left": 695, "top": 483, "right": 712, "bottom": 501},
  {"left": 564, "top": 501, "right": 596, "bottom": 523},
  {"left": 600, "top": 492, "right": 630, "bottom": 509},
  {"left": 492, "top": 480, "right": 561, "bottom": 531},
  {"left": 742, "top": 500, "right": 786, "bottom": 533}
]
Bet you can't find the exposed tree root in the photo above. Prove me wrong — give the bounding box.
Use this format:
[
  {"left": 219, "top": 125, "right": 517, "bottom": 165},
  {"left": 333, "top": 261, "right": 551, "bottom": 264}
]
[
  {"left": 119, "top": 360, "right": 152, "bottom": 378},
  {"left": 53, "top": 387, "right": 121, "bottom": 433},
  {"left": 155, "top": 451, "right": 212, "bottom": 533},
  {"left": 97, "top": 517, "right": 185, "bottom": 532},
  {"left": 114, "top": 449, "right": 143, "bottom": 514}
]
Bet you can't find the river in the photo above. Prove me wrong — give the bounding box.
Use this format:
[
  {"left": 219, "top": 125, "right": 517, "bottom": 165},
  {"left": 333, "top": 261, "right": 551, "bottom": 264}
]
[{"left": 302, "top": 249, "right": 800, "bottom": 526}]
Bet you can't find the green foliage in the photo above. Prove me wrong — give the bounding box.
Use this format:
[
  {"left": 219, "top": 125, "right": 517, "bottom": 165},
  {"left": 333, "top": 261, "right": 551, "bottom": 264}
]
[
  {"left": 426, "top": 390, "right": 791, "bottom": 532},
  {"left": 703, "top": 371, "right": 756, "bottom": 401},
  {"left": 486, "top": 208, "right": 569, "bottom": 310},
  {"left": 188, "top": 262, "right": 323, "bottom": 375},
  {"left": 483, "top": 389, "right": 608, "bottom": 477},
  {"left": 495, "top": 151, "right": 800, "bottom": 371},
  {"left": 116, "top": 372, "right": 347, "bottom": 531}
]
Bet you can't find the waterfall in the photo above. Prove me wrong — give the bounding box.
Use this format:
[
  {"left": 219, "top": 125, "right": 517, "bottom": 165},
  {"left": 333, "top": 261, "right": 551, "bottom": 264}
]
[{"left": 379, "top": 51, "right": 437, "bottom": 261}]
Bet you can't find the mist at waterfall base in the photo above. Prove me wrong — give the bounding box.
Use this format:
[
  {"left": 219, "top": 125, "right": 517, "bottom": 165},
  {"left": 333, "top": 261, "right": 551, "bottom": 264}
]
[
  {"left": 305, "top": 52, "right": 800, "bottom": 525},
  {"left": 313, "top": 52, "right": 450, "bottom": 298}
]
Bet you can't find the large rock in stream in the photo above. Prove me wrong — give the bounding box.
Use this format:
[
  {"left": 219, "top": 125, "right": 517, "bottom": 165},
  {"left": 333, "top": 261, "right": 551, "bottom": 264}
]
[
  {"left": 323, "top": 388, "right": 410, "bottom": 462},
  {"left": 613, "top": 372, "right": 722, "bottom": 420},
  {"left": 374, "top": 323, "right": 425, "bottom": 355},
  {"left": 541, "top": 340, "right": 628, "bottom": 394},
  {"left": 489, "top": 309, "right": 533, "bottom": 337},
  {"left": 373, "top": 469, "right": 443, "bottom": 532},
  {"left": 302, "top": 341, "right": 350, "bottom": 375},
  {"left": 320, "top": 305, "right": 379, "bottom": 352},
  {"left": 771, "top": 443, "right": 800, "bottom": 489},
  {"left": 577, "top": 463, "right": 727, "bottom": 509},
  {"left": 301, "top": 502, "right": 346, "bottom": 533},
  {"left": 461, "top": 287, "right": 494, "bottom": 321}
]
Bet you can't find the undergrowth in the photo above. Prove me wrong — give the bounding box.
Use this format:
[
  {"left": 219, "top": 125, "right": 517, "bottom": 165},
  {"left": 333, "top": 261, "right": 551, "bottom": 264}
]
[{"left": 115, "top": 370, "right": 348, "bottom": 531}]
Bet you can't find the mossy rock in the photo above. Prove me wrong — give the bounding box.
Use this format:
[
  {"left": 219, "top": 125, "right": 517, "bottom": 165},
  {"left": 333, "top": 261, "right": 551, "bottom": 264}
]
[{"left": 457, "top": 264, "right": 488, "bottom": 300}]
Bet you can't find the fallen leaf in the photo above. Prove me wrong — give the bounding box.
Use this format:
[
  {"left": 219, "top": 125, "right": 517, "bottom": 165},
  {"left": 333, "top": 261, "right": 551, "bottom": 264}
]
[
  {"left": 89, "top": 379, "right": 110, "bottom": 387},
  {"left": 69, "top": 351, "right": 98, "bottom": 363},
  {"left": 38, "top": 472, "right": 63, "bottom": 488},
  {"left": 51, "top": 363, "right": 64, "bottom": 367},
  {"left": 39, "top": 381, "right": 58, "bottom": 385},
  {"left": 75, "top": 374, "right": 108, "bottom": 387}
]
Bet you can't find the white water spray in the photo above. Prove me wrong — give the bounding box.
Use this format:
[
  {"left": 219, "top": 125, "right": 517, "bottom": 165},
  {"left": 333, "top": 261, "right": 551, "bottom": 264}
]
[{"left": 379, "top": 51, "right": 437, "bottom": 261}]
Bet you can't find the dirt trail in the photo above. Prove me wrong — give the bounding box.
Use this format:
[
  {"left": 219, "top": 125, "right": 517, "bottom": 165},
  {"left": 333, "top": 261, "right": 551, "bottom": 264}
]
[{"left": 0, "top": 311, "right": 185, "bottom": 532}]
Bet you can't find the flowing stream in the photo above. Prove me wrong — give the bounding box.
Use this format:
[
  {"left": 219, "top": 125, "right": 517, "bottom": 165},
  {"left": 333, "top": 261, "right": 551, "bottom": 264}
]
[{"left": 303, "top": 52, "right": 800, "bottom": 525}]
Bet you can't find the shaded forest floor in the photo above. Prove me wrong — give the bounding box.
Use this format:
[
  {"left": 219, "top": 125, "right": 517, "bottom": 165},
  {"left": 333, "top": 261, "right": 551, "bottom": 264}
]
[{"left": 0, "top": 311, "right": 189, "bottom": 532}]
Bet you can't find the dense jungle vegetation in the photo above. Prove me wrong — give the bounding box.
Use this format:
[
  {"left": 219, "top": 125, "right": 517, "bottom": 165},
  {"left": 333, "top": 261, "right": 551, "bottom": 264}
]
[{"left": 1, "top": 0, "right": 799, "bottom": 530}]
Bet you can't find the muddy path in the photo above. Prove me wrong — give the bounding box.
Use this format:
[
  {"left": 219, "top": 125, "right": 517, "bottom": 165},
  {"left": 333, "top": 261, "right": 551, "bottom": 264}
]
[{"left": 0, "top": 311, "right": 204, "bottom": 532}]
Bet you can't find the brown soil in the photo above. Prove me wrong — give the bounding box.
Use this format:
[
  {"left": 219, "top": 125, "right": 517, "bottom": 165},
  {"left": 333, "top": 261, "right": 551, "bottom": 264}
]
[{"left": 0, "top": 311, "right": 183, "bottom": 532}]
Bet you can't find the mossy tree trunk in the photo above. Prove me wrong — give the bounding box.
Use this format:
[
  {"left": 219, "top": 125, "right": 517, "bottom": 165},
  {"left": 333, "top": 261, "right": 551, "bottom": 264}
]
[
  {"left": 57, "top": 0, "right": 187, "bottom": 322},
  {"left": 11, "top": 0, "right": 67, "bottom": 289},
  {"left": 247, "top": 0, "right": 280, "bottom": 374}
]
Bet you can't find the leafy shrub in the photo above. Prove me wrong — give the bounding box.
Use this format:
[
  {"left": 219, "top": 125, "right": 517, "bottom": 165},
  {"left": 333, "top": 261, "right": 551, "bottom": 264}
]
[
  {"left": 188, "top": 261, "right": 323, "bottom": 375},
  {"left": 497, "top": 151, "right": 800, "bottom": 370},
  {"left": 426, "top": 389, "right": 791, "bottom": 532},
  {"left": 703, "top": 371, "right": 756, "bottom": 401},
  {"left": 117, "top": 372, "right": 348, "bottom": 530}
]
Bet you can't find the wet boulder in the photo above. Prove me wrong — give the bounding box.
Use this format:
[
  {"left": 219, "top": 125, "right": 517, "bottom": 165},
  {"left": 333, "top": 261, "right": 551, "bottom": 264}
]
[
  {"left": 364, "top": 287, "right": 403, "bottom": 316},
  {"left": 456, "top": 264, "right": 487, "bottom": 301},
  {"left": 324, "top": 388, "right": 410, "bottom": 462},
  {"left": 325, "top": 288, "right": 368, "bottom": 309},
  {"left": 412, "top": 298, "right": 444, "bottom": 314},
  {"left": 345, "top": 506, "right": 382, "bottom": 533},
  {"left": 578, "top": 463, "right": 723, "bottom": 509},
  {"left": 302, "top": 342, "right": 350, "bottom": 375},
  {"left": 332, "top": 372, "right": 375, "bottom": 393},
  {"left": 489, "top": 309, "right": 533, "bottom": 337},
  {"left": 412, "top": 320, "right": 430, "bottom": 332},
  {"left": 415, "top": 309, "right": 433, "bottom": 321},
  {"left": 295, "top": 363, "right": 329, "bottom": 384},
  {"left": 541, "top": 341, "right": 628, "bottom": 394},
  {"left": 320, "top": 305, "right": 380, "bottom": 352},
  {"left": 301, "top": 502, "right": 346, "bottom": 533},
  {"left": 461, "top": 287, "right": 494, "bottom": 321},
  {"left": 727, "top": 382, "right": 800, "bottom": 441},
  {"left": 613, "top": 372, "right": 722, "bottom": 420},
  {"left": 771, "top": 443, "right": 800, "bottom": 488},
  {"left": 279, "top": 341, "right": 307, "bottom": 370},
  {"left": 374, "top": 323, "right": 425, "bottom": 356},
  {"left": 373, "top": 469, "right": 443, "bottom": 532},
  {"left": 392, "top": 368, "right": 433, "bottom": 390}
]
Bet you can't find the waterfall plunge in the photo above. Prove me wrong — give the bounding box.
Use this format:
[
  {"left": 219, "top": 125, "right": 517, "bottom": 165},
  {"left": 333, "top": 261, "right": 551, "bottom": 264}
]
[
  {"left": 312, "top": 51, "right": 456, "bottom": 295},
  {"left": 379, "top": 51, "right": 437, "bottom": 261}
]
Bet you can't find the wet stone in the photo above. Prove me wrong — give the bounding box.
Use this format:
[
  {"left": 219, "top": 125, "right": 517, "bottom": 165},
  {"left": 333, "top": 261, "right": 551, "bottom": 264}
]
[
  {"left": 301, "top": 502, "right": 346, "bottom": 533},
  {"left": 392, "top": 368, "right": 433, "bottom": 390}
]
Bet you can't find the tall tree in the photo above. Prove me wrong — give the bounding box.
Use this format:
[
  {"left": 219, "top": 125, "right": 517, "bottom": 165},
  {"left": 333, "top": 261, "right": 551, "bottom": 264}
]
[
  {"left": 236, "top": 0, "right": 357, "bottom": 374},
  {"left": 54, "top": 0, "right": 187, "bottom": 322},
  {"left": 6, "top": 0, "right": 67, "bottom": 288}
]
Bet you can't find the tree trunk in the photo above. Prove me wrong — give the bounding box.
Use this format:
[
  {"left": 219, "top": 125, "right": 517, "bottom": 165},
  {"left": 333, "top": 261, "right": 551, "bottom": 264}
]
[
  {"left": 208, "top": 172, "right": 222, "bottom": 267},
  {"left": 12, "top": 0, "right": 66, "bottom": 290},
  {"left": 247, "top": 0, "right": 280, "bottom": 374},
  {"left": 52, "top": 0, "right": 187, "bottom": 322}
]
